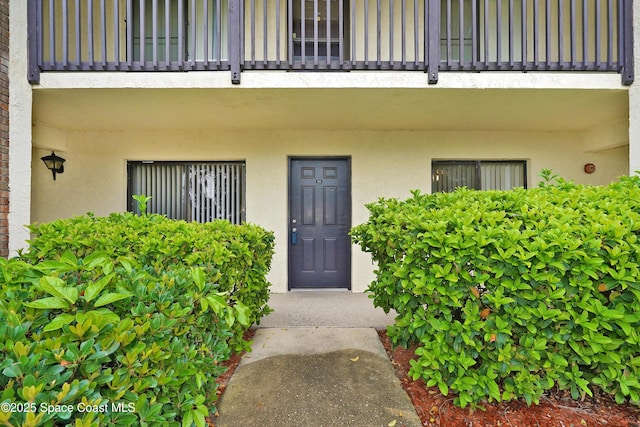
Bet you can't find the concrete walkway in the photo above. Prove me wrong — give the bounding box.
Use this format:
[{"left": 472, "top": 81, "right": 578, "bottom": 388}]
[
  {"left": 213, "top": 291, "right": 422, "bottom": 427},
  {"left": 256, "top": 290, "right": 399, "bottom": 328}
]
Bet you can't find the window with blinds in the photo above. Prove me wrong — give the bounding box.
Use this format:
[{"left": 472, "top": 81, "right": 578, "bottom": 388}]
[
  {"left": 432, "top": 160, "right": 526, "bottom": 192},
  {"left": 127, "top": 161, "right": 245, "bottom": 224}
]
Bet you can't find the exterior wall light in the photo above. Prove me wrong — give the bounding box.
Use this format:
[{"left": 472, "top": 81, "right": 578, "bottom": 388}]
[{"left": 41, "top": 151, "right": 65, "bottom": 180}]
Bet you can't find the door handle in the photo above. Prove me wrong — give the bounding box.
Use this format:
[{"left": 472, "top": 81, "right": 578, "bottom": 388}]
[{"left": 291, "top": 227, "right": 297, "bottom": 244}]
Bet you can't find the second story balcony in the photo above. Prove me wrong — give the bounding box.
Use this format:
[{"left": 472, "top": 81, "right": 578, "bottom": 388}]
[{"left": 27, "top": 0, "right": 634, "bottom": 85}]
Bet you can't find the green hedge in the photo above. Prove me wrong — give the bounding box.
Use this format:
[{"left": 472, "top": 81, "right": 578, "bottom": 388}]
[
  {"left": 352, "top": 175, "right": 640, "bottom": 408},
  {"left": 1, "top": 213, "right": 274, "bottom": 426},
  {"left": 20, "top": 212, "right": 275, "bottom": 350}
]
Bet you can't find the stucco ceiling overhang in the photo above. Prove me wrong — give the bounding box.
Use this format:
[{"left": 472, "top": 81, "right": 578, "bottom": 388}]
[{"left": 32, "top": 85, "right": 628, "bottom": 133}]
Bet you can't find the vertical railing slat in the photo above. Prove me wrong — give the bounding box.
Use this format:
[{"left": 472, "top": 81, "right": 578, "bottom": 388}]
[
  {"left": 49, "top": 0, "right": 56, "bottom": 67},
  {"left": 401, "top": 0, "right": 406, "bottom": 66},
  {"left": 339, "top": 0, "right": 344, "bottom": 65},
  {"left": 390, "top": 0, "right": 395, "bottom": 66},
  {"left": 364, "top": 0, "right": 369, "bottom": 66},
  {"left": 458, "top": 0, "right": 463, "bottom": 65},
  {"left": 496, "top": 0, "right": 501, "bottom": 65},
  {"left": 276, "top": 0, "right": 281, "bottom": 65},
  {"left": 545, "top": 0, "right": 550, "bottom": 69},
  {"left": 618, "top": 0, "right": 623, "bottom": 71},
  {"left": 190, "top": 0, "right": 196, "bottom": 68},
  {"left": 62, "top": 0, "right": 69, "bottom": 67},
  {"left": 571, "top": 0, "right": 576, "bottom": 68},
  {"left": 165, "top": 0, "right": 170, "bottom": 67},
  {"left": 101, "top": 0, "right": 107, "bottom": 68},
  {"left": 583, "top": 0, "right": 588, "bottom": 68},
  {"left": 75, "top": 0, "right": 81, "bottom": 68},
  {"left": 314, "top": 0, "right": 318, "bottom": 66},
  {"left": 508, "top": 0, "right": 514, "bottom": 68},
  {"left": 152, "top": 0, "right": 158, "bottom": 66},
  {"left": 414, "top": 0, "right": 419, "bottom": 67},
  {"left": 127, "top": 0, "right": 132, "bottom": 68},
  {"left": 327, "top": 0, "right": 331, "bottom": 66},
  {"left": 139, "top": 0, "right": 145, "bottom": 65},
  {"left": 521, "top": 0, "right": 526, "bottom": 67},
  {"left": 203, "top": 0, "right": 209, "bottom": 66},
  {"left": 607, "top": 0, "right": 613, "bottom": 68},
  {"left": 595, "top": 0, "right": 601, "bottom": 68},
  {"left": 250, "top": 0, "right": 256, "bottom": 65},
  {"left": 376, "top": 0, "right": 381, "bottom": 66},
  {"left": 301, "top": 0, "right": 306, "bottom": 65},
  {"left": 483, "top": 0, "right": 488, "bottom": 68},
  {"left": 559, "top": 0, "right": 565, "bottom": 68},
  {"left": 471, "top": 0, "right": 477, "bottom": 68},
  {"left": 445, "top": 0, "right": 451, "bottom": 67},
  {"left": 288, "top": 0, "right": 293, "bottom": 66},
  {"left": 216, "top": 0, "right": 222, "bottom": 65},
  {"left": 113, "top": 1, "right": 122, "bottom": 70},
  {"left": 178, "top": 0, "right": 183, "bottom": 67},
  {"left": 533, "top": 0, "right": 539, "bottom": 68},
  {"left": 264, "top": 0, "right": 268, "bottom": 67},
  {"left": 424, "top": 0, "right": 428, "bottom": 71}
]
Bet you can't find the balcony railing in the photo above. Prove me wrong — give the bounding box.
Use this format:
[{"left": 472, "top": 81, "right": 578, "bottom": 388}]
[{"left": 27, "top": 0, "right": 634, "bottom": 85}]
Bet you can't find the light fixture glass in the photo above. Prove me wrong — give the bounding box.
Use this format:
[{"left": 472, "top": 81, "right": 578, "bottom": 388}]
[{"left": 41, "top": 151, "right": 65, "bottom": 180}]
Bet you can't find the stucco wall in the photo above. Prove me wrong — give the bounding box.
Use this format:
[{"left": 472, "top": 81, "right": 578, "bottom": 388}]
[
  {"left": 31, "top": 128, "right": 628, "bottom": 292},
  {"left": 9, "top": 1, "right": 32, "bottom": 256}
]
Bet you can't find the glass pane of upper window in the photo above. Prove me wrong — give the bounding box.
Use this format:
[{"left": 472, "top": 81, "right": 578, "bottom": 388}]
[
  {"left": 440, "top": 0, "right": 475, "bottom": 62},
  {"left": 291, "top": 0, "right": 349, "bottom": 60},
  {"left": 133, "top": 0, "right": 185, "bottom": 62},
  {"left": 131, "top": 0, "right": 227, "bottom": 63}
]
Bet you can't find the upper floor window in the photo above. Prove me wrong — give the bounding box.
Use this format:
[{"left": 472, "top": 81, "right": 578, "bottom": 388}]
[
  {"left": 432, "top": 160, "right": 527, "bottom": 192},
  {"left": 441, "top": 0, "right": 475, "bottom": 62},
  {"left": 292, "top": 0, "right": 350, "bottom": 61},
  {"left": 127, "top": 161, "right": 245, "bottom": 224},
  {"left": 132, "top": 0, "right": 227, "bottom": 63}
]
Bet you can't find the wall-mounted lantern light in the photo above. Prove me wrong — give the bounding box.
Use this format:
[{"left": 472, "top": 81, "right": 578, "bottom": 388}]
[{"left": 41, "top": 151, "right": 65, "bottom": 180}]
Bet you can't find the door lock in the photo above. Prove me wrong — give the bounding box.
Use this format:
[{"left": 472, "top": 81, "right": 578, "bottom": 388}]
[{"left": 291, "top": 227, "right": 298, "bottom": 244}]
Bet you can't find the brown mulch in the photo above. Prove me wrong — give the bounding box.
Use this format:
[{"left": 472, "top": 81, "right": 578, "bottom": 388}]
[
  {"left": 377, "top": 329, "right": 640, "bottom": 427},
  {"left": 214, "top": 328, "right": 256, "bottom": 410},
  {"left": 213, "top": 327, "right": 640, "bottom": 427}
]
